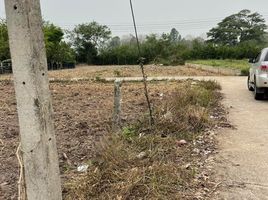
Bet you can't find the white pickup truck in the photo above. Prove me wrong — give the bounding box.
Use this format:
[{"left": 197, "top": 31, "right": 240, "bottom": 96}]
[{"left": 248, "top": 48, "right": 268, "bottom": 100}]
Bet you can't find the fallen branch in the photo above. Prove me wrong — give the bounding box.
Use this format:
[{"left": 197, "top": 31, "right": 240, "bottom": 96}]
[{"left": 16, "top": 143, "right": 25, "bottom": 200}]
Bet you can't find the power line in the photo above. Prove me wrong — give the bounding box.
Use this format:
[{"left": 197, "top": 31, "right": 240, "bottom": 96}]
[
  {"left": 56, "top": 18, "right": 268, "bottom": 33},
  {"left": 53, "top": 13, "right": 268, "bottom": 36},
  {"left": 55, "top": 13, "right": 268, "bottom": 28},
  {"left": 55, "top": 13, "right": 268, "bottom": 27},
  {"left": 58, "top": 22, "right": 218, "bottom": 31}
]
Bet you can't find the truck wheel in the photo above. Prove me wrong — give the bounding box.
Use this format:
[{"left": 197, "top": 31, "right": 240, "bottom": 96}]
[{"left": 254, "top": 80, "right": 263, "bottom": 100}]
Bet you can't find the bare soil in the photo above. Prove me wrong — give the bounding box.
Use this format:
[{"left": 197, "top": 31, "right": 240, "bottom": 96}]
[
  {"left": 49, "top": 65, "right": 219, "bottom": 79},
  {"left": 0, "top": 65, "right": 224, "bottom": 200},
  {"left": 0, "top": 80, "right": 184, "bottom": 200},
  {"left": 0, "top": 64, "right": 219, "bottom": 81}
]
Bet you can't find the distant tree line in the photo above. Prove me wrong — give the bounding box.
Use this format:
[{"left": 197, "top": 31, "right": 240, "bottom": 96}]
[
  {"left": 0, "top": 19, "right": 76, "bottom": 66},
  {"left": 0, "top": 19, "right": 9, "bottom": 61},
  {"left": 97, "top": 9, "right": 268, "bottom": 65},
  {"left": 0, "top": 9, "right": 267, "bottom": 66}
]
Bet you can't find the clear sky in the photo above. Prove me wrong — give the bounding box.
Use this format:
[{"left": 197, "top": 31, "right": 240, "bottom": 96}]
[{"left": 0, "top": 0, "right": 268, "bottom": 38}]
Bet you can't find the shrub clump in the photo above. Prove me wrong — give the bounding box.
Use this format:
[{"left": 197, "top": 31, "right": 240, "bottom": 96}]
[
  {"left": 240, "top": 67, "right": 249, "bottom": 76},
  {"left": 154, "top": 56, "right": 186, "bottom": 66}
]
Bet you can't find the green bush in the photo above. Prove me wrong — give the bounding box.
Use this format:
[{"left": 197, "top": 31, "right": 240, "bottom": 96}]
[
  {"left": 97, "top": 37, "right": 263, "bottom": 66},
  {"left": 241, "top": 68, "right": 250, "bottom": 76},
  {"left": 154, "top": 56, "right": 185, "bottom": 66}
]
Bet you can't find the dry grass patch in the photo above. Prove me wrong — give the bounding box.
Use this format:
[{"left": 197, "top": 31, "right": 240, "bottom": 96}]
[
  {"left": 48, "top": 65, "right": 218, "bottom": 80},
  {"left": 64, "top": 80, "right": 222, "bottom": 200}
]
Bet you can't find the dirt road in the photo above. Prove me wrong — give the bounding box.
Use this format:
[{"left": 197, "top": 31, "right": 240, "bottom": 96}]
[{"left": 214, "top": 76, "right": 268, "bottom": 200}]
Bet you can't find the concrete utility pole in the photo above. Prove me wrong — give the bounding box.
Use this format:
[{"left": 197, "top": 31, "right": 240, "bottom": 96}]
[{"left": 4, "top": 0, "right": 62, "bottom": 200}]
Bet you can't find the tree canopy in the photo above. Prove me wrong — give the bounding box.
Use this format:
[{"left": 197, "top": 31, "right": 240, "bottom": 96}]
[
  {"left": 0, "top": 19, "right": 10, "bottom": 61},
  {"left": 43, "top": 22, "right": 75, "bottom": 64},
  {"left": 69, "top": 22, "right": 111, "bottom": 64},
  {"left": 169, "top": 28, "right": 182, "bottom": 43},
  {"left": 207, "top": 10, "right": 267, "bottom": 46},
  {"left": 0, "top": 20, "right": 75, "bottom": 64}
]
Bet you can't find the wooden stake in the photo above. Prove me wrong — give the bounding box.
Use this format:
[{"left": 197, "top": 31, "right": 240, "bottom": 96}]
[{"left": 4, "top": 0, "right": 62, "bottom": 199}]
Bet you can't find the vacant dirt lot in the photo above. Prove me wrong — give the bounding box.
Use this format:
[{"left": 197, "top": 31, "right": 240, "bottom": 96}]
[
  {"left": 0, "top": 65, "right": 224, "bottom": 199},
  {"left": 0, "top": 64, "right": 219, "bottom": 81},
  {"left": 50, "top": 65, "right": 220, "bottom": 79},
  {"left": 0, "top": 79, "right": 185, "bottom": 199}
]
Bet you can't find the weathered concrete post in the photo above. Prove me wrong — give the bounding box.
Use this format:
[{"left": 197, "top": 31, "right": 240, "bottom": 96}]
[
  {"left": 4, "top": 0, "right": 62, "bottom": 200},
  {"left": 113, "top": 79, "right": 122, "bottom": 129}
]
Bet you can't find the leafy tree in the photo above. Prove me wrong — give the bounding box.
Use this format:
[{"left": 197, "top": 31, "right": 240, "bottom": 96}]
[
  {"left": 43, "top": 22, "right": 75, "bottom": 64},
  {"left": 190, "top": 38, "right": 206, "bottom": 59},
  {"left": 44, "top": 22, "right": 64, "bottom": 44},
  {"left": 169, "top": 28, "right": 181, "bottom": 43},
  {"left": 69, "top": 21, "right": 111, "bottom": 64},
  {"left": 0, "top": 19, "right": 10, "bottom": 61},
  {"left": 263, "top": 32, "right": 268, "bottom": 46},
  {"left": 57, "top": 42, "right": 76, "bottom": 63},
  {"left": 43, "top": 22, "right": 64, "bottom": 62},
  {"left": 141, "top": 34, "right": 162, "bottom": 62},
  {"left": 108, "top": 36, "right": 121, "bottom": 48},
  {"left": 120, "top": 34, "right": 137, "bottom": 45},
  {"left": 207, "top": 10, "right": 267, "bottom": 46}
]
